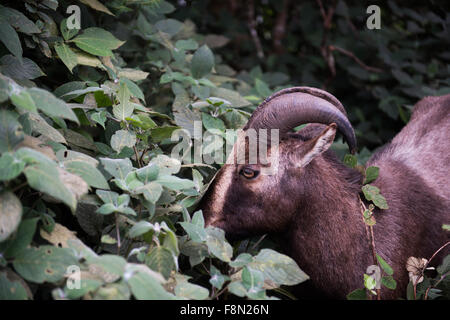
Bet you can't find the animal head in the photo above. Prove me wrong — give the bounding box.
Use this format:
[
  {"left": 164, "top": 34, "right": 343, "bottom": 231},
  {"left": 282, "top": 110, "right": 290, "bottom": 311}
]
[{"left": 198, "top": 87, "right": 357, "bottom": 239}]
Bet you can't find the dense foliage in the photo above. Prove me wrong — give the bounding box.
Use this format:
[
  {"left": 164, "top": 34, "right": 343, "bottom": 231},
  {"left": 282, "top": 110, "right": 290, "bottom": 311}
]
[{"left": 0, "top": 0, "right": 448, "bottom": 300}]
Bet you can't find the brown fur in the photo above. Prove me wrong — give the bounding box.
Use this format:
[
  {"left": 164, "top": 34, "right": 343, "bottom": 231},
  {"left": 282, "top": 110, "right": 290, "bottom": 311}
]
[{"left": 199, "top": 94, "right": 450, "bottom": 299}]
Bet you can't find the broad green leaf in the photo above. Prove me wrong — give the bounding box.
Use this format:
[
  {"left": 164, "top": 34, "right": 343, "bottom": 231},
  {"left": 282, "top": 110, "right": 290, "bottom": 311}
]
[
  {"left": 126, "top": 264, "right": 175, "bottom": 300},
  {"left": 100, "top": 157, "right": 132, "bottom": 180},
  {"left": 110, "top": 129, "right": 136, "bottom": 153},
  {"left": 93, "top": 281, "right": 130, "bottom": 300},
  {"left": 180, "top": 241, "right": 208, "bottom": 267},
  {"left": 0, "top": 19, "right": 22, "bottom": 60},
  {"left": 136, "top": 163, "right": 159, "bottom": 183},
  {"left": 376, "top": 254, "right": 394, "bottom": 276},
  {"left": 228, "top": 281, "right": 247, "bottom": 297},
  {"left": 13, "top": 246, "right": 78, "bottom": 284},
  {"left": 249, "top": 249, "right": 309, "bottom": 286},
  {"left": 149, "top": 126, "right": 180, "bottom": 143},
  {"left": 0, "top": 192, "right": 22, "bottom": 242},
  {"left": 154, "top": 19, "right": 183, "bottom": 37},
  {"left": 175, "top": 39, "right": 198, "bottom": 51},
  {"left": 179, "top": 222, "right": 207, "bottom": 243},
  {"left": 27, "top": 88, "right": 79, "bottom": 124},
  {"left": 0, "top": 153, "right": 25, "bottom": 181},
  {"left": 0, "top": 55, "right": 44, "bottom": 80},
  {"left": 145, "top": 247, "right": 175, "bottom": 280},
  {"left": 86, "top": 254, "right": 126, "bottom": 282},
  {"left": 202, "top": 112, "right": 226, "bottom": 133},
  {"left": 381, "top": 275, "right": 397, "bottom": 290},
  {"left": 191, "top": 45, "right": 214, "bottom": 79},
  {"left": 209, "top": 265, "right": 229, "bottom": 290},
  {"left": 64, "top": 160, "right": 110, "bottom": 189},
  {"left": 0, "top": 6, "right": 40, "bottom": 34},
  {"left": 0, "top": 269, "right": 31, "bottom": 300},
  {"left": 71, "top": 27, "right": 124, "bottom": 56},
  {"left": 128, "top": 221, "right": 155, "bottom": 238},
  {"left": 205, "top": 227, "right": 232, "bottom": 262},
  {"left": 90, "top": 110, "right": 107, "bottom": 128},
  {"left": 119, "top": 78, "right": 144, "bottom": 102},
  {"left": 242, "top": 266, "right": 264, "bottom": 291},
  {"left": 0, "top": 110, "right": 24, "bottom": 153},
  {"left": 364, "top": 166, "right": 380, "bottom": 184},
  {"left": 10, "top": 89, "right": 37, "bottom": 113},
  {"left": 343, "top": 154, "right": 357, "bottom": 168},
  {"left": 54, "top": 43, "right": 77, "bottom": 73},
  {"left": 79, "top": 0, "right": 114, "bottom": 16},
  {"left": 174, "top": 281, "right": 209, "bottom": 300},
  {"left": 155, "top": 175, "right": 195, "bottom": 191},
  {"left": 135, "top": 182, "right": 163, "bottom": 203},
  {"left": 23, "top": 162, "right": 76, "bottom": 211},
  {"left": 209, "top": 87, "right": 251, "bottom": 107},
  {"left": 362, "top": 184, "right": 389, "bottom": 210},
  {"left": 150, "top": 155, "right": 181, "bottom": 175},
  {"left": 3, "top": 218, "right": 39, "bottom": 259},
  {"left": 254, "top": 78, "right": 272, "bottom": 97},
  {"left": 27, "top": 112, "right": 66, "bottom": 143},
  {"left": 60, "top": 18, "right": 78, "bottom": 41},
  {"left": 346, "top": 288, "right": 367, "bottom": 300},
  {"left": 230, "top": 253, "right": 253, "bottom": 268},
  {"left": 113, "top": 82, "right": 133, "bottom": 120}
]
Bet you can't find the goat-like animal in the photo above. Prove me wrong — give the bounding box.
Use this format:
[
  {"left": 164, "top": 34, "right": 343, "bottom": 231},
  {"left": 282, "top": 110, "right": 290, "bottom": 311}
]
[{"left": 199, "top": 87, "right": 449, "bottom": 299}]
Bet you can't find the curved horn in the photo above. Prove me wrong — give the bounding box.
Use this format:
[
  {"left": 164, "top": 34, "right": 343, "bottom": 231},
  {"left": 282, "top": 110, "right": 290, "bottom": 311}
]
[{"left": 244, "top": 87, "right": 357, "bottom": 154}]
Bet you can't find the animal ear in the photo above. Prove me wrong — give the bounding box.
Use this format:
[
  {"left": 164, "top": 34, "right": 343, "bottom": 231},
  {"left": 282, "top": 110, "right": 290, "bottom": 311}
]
[{"left": 296, "top": 123, "right": 337, "bottom": 167}]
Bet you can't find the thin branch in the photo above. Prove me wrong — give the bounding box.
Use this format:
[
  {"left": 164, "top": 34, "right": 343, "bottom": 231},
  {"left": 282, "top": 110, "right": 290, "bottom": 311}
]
[
  {"left": 272, "top": 0, "right": 291, "bottom": 53},
  {"left": 329, "top": 45, "right": 384, "bottom": 73},
  {"left": 247, "top": 0, "right": 264, "bottom": 60}
]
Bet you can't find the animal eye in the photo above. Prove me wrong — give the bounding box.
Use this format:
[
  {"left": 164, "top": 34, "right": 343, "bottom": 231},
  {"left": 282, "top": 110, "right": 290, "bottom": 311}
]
[{"left": 240, "top": 167, "right": 259, "bottom": 179}]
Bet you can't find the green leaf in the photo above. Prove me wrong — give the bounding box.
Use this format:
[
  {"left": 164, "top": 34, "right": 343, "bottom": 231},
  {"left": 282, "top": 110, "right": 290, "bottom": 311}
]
[
  {"left": 64, "top": 160, "right": 109, "bottom": 190},
  {"left": 90, "top": 110, "right": 107, "bottom": 128},
  {"left": 346, "top": 288, "right": 367, "bottom": 300},
  {"left": 202, "top": 112, "right": 226, "bottom": 133},
  {"left": 0, "top": 6, "right": 40, "bottom": 34},
  {"left": 191, "top": 45, "right": 214, "bottom": 79},
  {"left": 0, "top": 55, "right": 44, "bottom": 80},
  {"left": 13, "top": 246, "right": 78, "bottom": 284},
  {"left": 381, "top": 275, "right": 397, "bottom": 290},
  {"left": 228, "top": 281, "right": 247, "bottom": 297},
  {"left": 110, "top": 129, "right": 136, "bottom": 153},
  {"left": 71, "top": 27, "right": 124, "bottom": 56},
  {"left": 155, "top": 175, "right": 196, "bottom": 191},
  {"left": 135, "top": 182, "right": 163, "bottom": 203},
  {"left": 242, "top": 266, "right": 264, "bottom": 291},
  {"left": 229, "top": 253, "right": 253, "bottom": 268},
  {"left": 209, "top": 265, "right": 229, "bottom": 290},
  {"left": 23, "top": 162, "right": 76, "bottom": 211},
  {"left": 376, "top": 254, "right": 393, "bottom": 276},
  {"left": 0, "top": 192, "right": 22, "bottom": 242},
  {"left": 136, "top": 163, "right": 159, "bottom": 183},
  {"left": 180, "top": 222, "right": 207, "bottom": 243},
  {"left": 205, "top": 227, "right": 232, "bottom": 262},
  {"left": 128, "top": 221, "right": 155, "bottom": 238},
  {"left": 175, "top": 281, "right": 209, "bottom": 300},
  {"left": 0, "top": 110, "right": 24, "bottom": 153},
  {"left": 54, "top": 43, "right": 78, "bottom": 73},
  {"left": 10, "top": 89, "right": 37, "bottom": 113},
  {"left": 3, "top": 218, "right": 39, "bottom": 259},
  {"left": 100, "top": 157, "right": 132, "bottom": 180},
  {"left": 209, "top": 87, "right": 251, "bottom": 107},
  {"left": 0, "top": 18, "right": 22, "bottom": 60},
  {"left": 79, "top": 0, "right": 114, "bottom": 16},
  {"left": 254, "top": 78, "right": 272, "bottom": 97},
  {"left": 145, "top": 247, "right": 175, "bottom": 280},
  {"left": 364, "top": 166, "right": 380, "bottom": 184},
  {"left": 362, "top": 184, "right": 389, "bottom": 210},
  {"left": 126, "top": 264, "right": 175, "bottom": 300},
  {"left": 149, "top": 126, "right": 180, "bottom": 143},
  {"left": 60, "top": 18, "right": 78, "bottom": 41},
  {"left": 343, "top": 154, "right": 357, "bottom": 168},
  {"left": 249, "top": 249, "right": 309, "bottom": 286},
  {"left": 27, "top": 88, "right": 79, "bottom": 124},
  {"left": 113, "top": 82, "right": 133, "bottom": 120},
  {"left": 154, "top": 19, "right": 183, "bottom": 37},
  {"left": 119, "top": 78, "right": 144, "bottom": 102},
  {"left": 175, "top": 39, "right": 198, "bottom": 51},
  {"left": 0, "top": 153, "right": 25, "bottom": 181}
]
